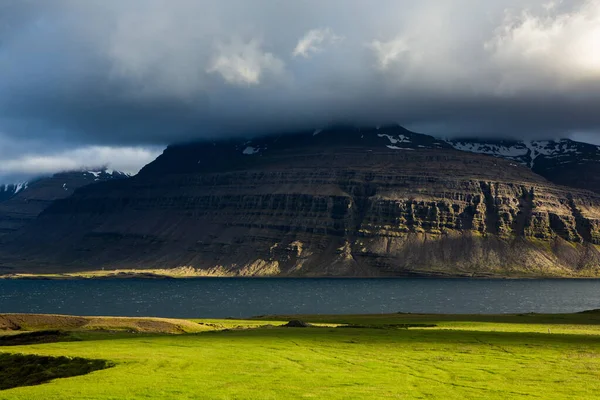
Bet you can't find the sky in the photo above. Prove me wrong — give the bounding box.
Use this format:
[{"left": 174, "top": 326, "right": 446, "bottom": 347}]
[{"left": 0, "top": 0, "right": 599, "bottom": 181}]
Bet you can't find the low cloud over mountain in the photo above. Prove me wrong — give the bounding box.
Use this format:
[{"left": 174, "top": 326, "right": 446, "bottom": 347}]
[{"left": 0, "top": 0, "right": 599, "bottom": 179}]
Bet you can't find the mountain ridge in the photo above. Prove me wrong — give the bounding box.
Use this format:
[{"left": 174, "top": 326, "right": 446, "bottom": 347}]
[
  {"left": 2, "top": 125, "right": 600, "bottom": 278},
  {"left": 0, "top": 182, "right": 29, "bottom": 203},
  {"left": 445, "top": 137, "right": 600, "bottom": 193},
  {"left": 0, "top": 169, "right": 130, "bottom": 236}
]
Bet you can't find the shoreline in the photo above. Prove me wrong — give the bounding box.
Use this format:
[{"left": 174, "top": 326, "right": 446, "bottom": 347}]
[{"left": 1, "top": 270, "right": 600, "bottom": 280}]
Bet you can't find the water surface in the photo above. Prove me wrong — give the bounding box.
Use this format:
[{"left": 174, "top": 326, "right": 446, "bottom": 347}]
[{"left": 1, "top": 278, "right": 599, "bottom": 318}]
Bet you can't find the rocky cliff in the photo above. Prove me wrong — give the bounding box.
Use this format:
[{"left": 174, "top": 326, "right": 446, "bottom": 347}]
[{"left": 2, "top": 126, "right": 600, "bottom": 277}]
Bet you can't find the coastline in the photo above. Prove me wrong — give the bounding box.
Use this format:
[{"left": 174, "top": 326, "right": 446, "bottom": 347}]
[{"left": 2, "top": 269, "right": 599, "bottom": 280}]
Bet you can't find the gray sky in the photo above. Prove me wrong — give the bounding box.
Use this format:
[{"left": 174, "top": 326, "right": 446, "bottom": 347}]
[{"left": 1, "top": 0, "right": 599, "bottom": 181}]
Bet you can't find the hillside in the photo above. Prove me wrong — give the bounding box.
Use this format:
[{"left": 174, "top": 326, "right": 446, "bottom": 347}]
[
  {"left": 447, "top": 138, "right": 600, "bottom": 194},
  {"left": 0, "top": 169, "right": 129, "bottom": 236},
  {"left": 1, "top": 126, "right": 600, "bottom": 277},
  {"left": 0, "top": 183, "right": 29, "bottom": 202}
]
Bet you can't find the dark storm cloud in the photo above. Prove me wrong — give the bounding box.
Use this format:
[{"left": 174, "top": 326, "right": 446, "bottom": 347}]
[{"left": 0, "top": 0, "right": 599, "bottom": 179}]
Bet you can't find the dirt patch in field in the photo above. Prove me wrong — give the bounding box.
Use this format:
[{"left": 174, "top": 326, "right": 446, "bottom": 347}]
[
  {"left": 0, "top": 314, "right": 204, "bottom": 334},
  {"left": 0, "top": 314, "right": 87, "bottom": 331}
]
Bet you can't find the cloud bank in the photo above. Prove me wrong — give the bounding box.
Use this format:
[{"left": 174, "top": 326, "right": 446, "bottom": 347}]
[
  {"left": 0, "top": 0, "right": 599, "bottom": 179},
  {"left": 0, "top": 133, "right": 162, "bottom": 182}
]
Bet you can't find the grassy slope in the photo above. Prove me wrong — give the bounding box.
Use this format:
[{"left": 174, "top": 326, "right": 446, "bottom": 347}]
[
  {"left": 0, "top": 314, "right": 207, "bottom": 334},
  {"left": 1, "top": 313, "right": 599, "bottom": 399}
]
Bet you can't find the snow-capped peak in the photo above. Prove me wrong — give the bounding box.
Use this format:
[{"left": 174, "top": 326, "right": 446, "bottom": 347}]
[
  {"left": 0, "top": 182, "right": 28, "bottom": 194},
  {"left": 0, "top": 182, "right": 29, "bottom": 202},
  {"left": 84, "top": 168, "right": 130, "bottom": 181},
  {"left": 377, "top": 133, "right": 412, "bottom": 145},
  {"left": 445, "top": 138, "right": 599, "bottom": 169}
]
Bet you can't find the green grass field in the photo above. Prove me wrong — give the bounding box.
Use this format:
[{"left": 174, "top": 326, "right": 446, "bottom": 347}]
[{"left": 1, "top": 312, "right": 600, "bottom": 399}]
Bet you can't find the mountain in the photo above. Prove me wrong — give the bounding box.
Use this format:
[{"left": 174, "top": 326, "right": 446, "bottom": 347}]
[
  {"left": 446, "top": 138, "right": 600, "bottom": 193},
  {"left": 1, "top": 125, "right": 600, "bottom": 278},
  {"left": 0, "top": 169, "right": 130, "bottom": 236},
  {"left": 0, "top": 182, "right": 29, "bottom": 202}
]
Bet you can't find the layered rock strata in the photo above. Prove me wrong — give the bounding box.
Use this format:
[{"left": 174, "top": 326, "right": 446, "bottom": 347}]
[{"left": 2, "top": 127, "right": 600, "bottom": 277}]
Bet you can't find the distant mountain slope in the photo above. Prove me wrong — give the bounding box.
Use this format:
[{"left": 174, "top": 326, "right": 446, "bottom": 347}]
[
  {"left": 2, "top": 125, "right": 600, "bottom": 278},
  {"left": 0, "top": 169, "right": 130, "bottom": 236},
  {"left": 446, "top": 138, "right": 600, "bottom": 193},
  {"left": 139, "top": 125, "right": 451, "bottom": 175},
  {"left": 0, "top": 183, "right": 29, "bottom": 202}
]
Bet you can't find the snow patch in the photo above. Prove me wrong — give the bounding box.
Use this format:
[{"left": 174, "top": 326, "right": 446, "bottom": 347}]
[
  {"left": 242, "top": 146, "right": 260, "bottom": 155},
  {"left": 86, "top": 169, "right": 126, "bottom": 180},
  {"left": 378, "top": 134, "right": 411, "bottom": 145},
  {"left": 523, "top": 141, "right": 539, "bottom": 168},
  {"left": 14, "top": 182, "right": 28, "bottom": 194},
  {"left": 450, "top": 142, "right": 528, "bottom": 159},
  {"left": 87, "top": 171, "right": 102, "bottom": 181},
  {"left": 448, "top": 138, "right": 595, "bottom": 169},
  {"left": 0, "top": 182, "right": 28, "bottom": 195}
]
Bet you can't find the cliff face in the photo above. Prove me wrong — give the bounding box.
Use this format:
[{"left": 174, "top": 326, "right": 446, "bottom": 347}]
[{"left": 2, "top": 126, "right": 600, "bottom": 277}]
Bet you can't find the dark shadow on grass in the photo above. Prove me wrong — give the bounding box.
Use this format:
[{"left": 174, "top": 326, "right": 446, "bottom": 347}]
[
  {"left": 338, "top": 324, "right": 437, "bottom": 329},
  {"left": 0, "top": 353, "right": 112, "bottom": 391},
  {"left": 253, "top": 311, "right": 600, "bottom": 326},
  {"left": 0, "top": 330, "right": 76, "bottom": 346},
  {"left": 194, "top": 325, "right": 600, "bottom": 347}
]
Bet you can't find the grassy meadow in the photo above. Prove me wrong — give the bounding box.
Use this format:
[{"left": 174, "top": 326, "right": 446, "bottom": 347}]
[{"left": 1, "top": 312, "right": 600, "bottom": 399}]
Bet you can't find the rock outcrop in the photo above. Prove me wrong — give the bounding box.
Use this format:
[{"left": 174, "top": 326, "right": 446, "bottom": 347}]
[{"left": 2, "top": 126, "right": 600, "bottom": 277}]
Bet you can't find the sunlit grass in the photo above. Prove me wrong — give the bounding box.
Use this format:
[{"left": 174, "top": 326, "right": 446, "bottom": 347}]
[{"left": 1, "top": 312, "right": 600, "bottom": 399}]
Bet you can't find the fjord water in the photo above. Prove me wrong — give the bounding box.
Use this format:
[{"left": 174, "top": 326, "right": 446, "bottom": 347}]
[{"left": 1, "top": 278, "right": 599, "bottom": 318}]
